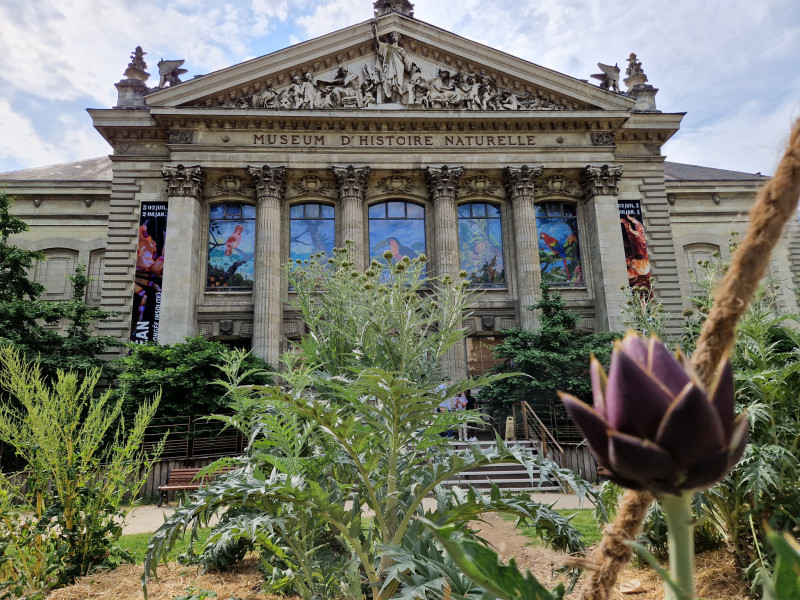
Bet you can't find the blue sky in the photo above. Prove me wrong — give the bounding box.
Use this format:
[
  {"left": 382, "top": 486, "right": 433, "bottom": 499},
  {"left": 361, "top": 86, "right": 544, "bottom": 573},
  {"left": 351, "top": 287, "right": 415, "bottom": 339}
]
[{"left": 1, "top": 0, "right": 798, "bottom": 175}]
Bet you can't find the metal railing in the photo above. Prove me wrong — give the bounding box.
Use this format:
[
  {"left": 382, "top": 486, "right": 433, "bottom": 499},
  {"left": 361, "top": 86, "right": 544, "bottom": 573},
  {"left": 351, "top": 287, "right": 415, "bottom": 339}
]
[
  {"left": 512, "top": 401, "right": 565, "bottom": 465},
  {"left": 143, "top": 415, "right": 244, "bottom": 460}
]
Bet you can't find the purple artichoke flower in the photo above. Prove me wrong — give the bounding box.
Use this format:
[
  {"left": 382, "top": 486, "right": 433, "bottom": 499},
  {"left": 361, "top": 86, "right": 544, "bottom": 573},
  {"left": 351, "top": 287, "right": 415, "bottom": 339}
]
[{"left": 559, "top": 333, "right": 748, "bottom": 496}]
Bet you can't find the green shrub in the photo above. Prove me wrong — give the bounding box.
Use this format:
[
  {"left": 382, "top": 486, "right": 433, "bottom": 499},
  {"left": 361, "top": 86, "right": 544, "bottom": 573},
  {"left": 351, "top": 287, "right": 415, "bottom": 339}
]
[{"left": 0, "top": 346, "right": 160, "bottom": 597}]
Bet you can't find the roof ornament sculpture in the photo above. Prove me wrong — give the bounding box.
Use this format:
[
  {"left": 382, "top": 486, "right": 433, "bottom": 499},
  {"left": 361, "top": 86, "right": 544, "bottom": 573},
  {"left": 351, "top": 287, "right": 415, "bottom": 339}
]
[
  {"left": 373, "top": 0, "right": 414, "bottom": 17},
  {"left": 623, "top": 53, "right": 649, "bottom": 90},
  {"left": 157, "top": 59, "right": 188, "bottom": 88},
  {"left": 123, "top": 46, "right": 149, "bottom": 82},
  {"left": 591, "top": 62, "right": 620, "bottom": 93}
]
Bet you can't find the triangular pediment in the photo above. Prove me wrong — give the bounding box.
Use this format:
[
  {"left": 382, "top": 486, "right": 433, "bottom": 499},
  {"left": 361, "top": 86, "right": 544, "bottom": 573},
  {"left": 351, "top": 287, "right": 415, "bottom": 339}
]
[{"left": 145, "top": 13, "right": 634, "bottom": 114}]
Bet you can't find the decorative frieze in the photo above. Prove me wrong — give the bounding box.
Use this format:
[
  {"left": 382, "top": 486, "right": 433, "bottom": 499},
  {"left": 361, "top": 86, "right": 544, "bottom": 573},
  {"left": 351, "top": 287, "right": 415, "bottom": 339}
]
[
  {"left": 167, "top": 130, "right": 193, "bottom": 144},
  {"left": 247, "top": 165, "right": 287, "bottom": 200},
  {"left": 590, "top": 132, "right": 615, "bottom": 146},
  {"left": 332, "top": 165, "right": 370, "bottom": 200},
  {"left": 582, "top": 164, "right": 623, "bottom": 197},
  {"left": 426, "top": 165, "right": 464, "bottom": 199},
  {"left": 503, "top": 165, "right": 544, "bottom": 201},
  {"left": 162, "top": 165, "right": 205, "bottom": 199}
]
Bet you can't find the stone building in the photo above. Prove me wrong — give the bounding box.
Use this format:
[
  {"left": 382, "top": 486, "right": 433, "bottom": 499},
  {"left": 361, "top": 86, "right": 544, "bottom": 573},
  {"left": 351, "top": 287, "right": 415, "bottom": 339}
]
[{"left": 2, "top": 1, "right": 798, "bottom": 378}]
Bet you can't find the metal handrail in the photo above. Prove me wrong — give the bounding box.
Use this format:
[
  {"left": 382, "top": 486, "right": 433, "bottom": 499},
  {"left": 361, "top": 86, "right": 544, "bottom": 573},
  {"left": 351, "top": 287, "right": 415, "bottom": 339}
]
[{"left": 518, "top": 401, "right": 565, "bottom": 465}]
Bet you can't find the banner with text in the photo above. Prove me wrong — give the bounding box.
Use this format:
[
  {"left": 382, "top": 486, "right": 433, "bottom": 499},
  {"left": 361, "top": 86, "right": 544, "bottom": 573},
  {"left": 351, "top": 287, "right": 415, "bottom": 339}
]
[
  {"left": 131, "top": 202, "right": 168, "bottom": 343},
  {"left": 618, "top": 200, "right": 652, "bottom": 290}
]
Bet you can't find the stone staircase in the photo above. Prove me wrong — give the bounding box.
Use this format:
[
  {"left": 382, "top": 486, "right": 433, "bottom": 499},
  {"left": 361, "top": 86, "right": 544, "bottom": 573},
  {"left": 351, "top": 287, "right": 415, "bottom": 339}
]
[{"left": 443, "top": 440, "right": 562, "bottom": 492}]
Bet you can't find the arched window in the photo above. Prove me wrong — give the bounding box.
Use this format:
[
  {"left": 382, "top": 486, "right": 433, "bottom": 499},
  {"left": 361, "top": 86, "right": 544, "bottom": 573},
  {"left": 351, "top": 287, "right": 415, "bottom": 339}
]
[
  {"left": 207, "top": 203, "right": 256, "bottom": 291},
  {"left": 458, "top": 202, "right": 505, "bottom": 285},
  {"left": 289, "top": 203, "right": 336, "bottom": 261},
  {"left": 535, "top": 201, "right": 584, "bottom": 286},
  {"left": 368, "top": 200, "right": 426, "bottom": 265},
  {"left": 684, "top": 243, "right": 720, "bottom": 293}
]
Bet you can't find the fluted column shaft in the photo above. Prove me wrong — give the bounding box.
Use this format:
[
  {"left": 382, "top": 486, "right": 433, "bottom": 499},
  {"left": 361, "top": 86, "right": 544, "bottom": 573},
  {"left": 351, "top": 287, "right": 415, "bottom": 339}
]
[
  {"left": 504, "top": 165, "right": 544, "bottom": 331},
  {"left": 426, "top": 165, "right": 466, "bottom": 380},
  {"left": 159, "top": 165, "right": 205, "bottom": 344},
  {"left": 333, "top": 165, "right": 370, "bottom": 270},
  {"left": 582, "top": 164, "right": 628, "bottom": 332},
  {"left": 249, "top": 165, "right": 287, "bottom": 366}
]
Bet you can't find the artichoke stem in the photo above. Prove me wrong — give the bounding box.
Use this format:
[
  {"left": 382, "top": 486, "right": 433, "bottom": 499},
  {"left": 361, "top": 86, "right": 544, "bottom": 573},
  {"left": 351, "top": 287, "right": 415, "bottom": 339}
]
[{"left": 661, "top": 491, "right": 696, "bottom": 600}]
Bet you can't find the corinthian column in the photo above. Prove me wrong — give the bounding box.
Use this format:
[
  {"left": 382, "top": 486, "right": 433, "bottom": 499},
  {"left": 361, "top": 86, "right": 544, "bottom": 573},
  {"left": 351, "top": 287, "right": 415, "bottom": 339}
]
[
  {"left": 426, "top": 165, "right": 466, "bottom": 380},
  {"left": 582, "top": 164, "right": 628, "bottom": 332},
  {"left": 159, "top": 165, "right": 205, "bottom": 344},
  {"left": 332, "top": 165, "right": 370, "bottom": 270},
  {"left": 504, "top": 165, "right": 544, "bottom": 331},
  {"left": 248, "top": 165, "right": 287, "bottom": 366}
]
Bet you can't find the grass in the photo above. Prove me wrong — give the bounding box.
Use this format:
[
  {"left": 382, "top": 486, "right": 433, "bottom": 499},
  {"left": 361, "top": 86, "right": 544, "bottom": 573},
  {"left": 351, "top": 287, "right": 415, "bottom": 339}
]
[
  {"left": 118, "top": 528, "right": 212, "bottom": 563},
  {"left": 517, "top": 509, "right": 603, "bottom": 548}
]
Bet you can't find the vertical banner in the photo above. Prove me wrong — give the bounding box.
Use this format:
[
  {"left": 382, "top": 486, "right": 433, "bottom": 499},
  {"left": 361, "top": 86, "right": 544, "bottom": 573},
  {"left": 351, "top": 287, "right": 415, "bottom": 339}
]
[
  {"left": 131, "top": 202, "right": 168, "bottom": 343},
  {"left": 618, "top": 200, "right": 652, "bottom": 290}
]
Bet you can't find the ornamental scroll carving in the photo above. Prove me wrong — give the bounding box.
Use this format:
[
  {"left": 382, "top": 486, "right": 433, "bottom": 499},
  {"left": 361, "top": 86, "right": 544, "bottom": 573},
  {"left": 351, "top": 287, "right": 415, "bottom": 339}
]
[
  {"left": 247, "top": 165, "right": 287, "bottom": 200},
  {"left": 460, "top": 173, "right": 500, "bottom": 196},
  {"left": 377, "top": 173, "right": 416, "bottom": 194},
  {"left": 162, "top": 165, "right": 205, "bottom": 198},
  {"left": 208, "top": 173, "right": 253, "bottom": 198},
  {"left": 582, "top": 164, "right": 623, "bottom": 197},
  {"left": 168, "top": 130, "right": 193, "bottom": 144},
  {"left": 503, "top": 165, "right": 544, "bottom": 200},
  {"left": 537, "top": 172, "right": 582, "bottom": 198},
  {"left": 426, "top": 166, "right": 464, "bottom": 199},
  {"left": 293, "top": 173, "right": 333, "bottom": 197},
  {"left": 332, "top": 165, "right": 370, "bottom": 201},
  {"left": 590, "top": 132, "right": 615, "bottom": 146}
]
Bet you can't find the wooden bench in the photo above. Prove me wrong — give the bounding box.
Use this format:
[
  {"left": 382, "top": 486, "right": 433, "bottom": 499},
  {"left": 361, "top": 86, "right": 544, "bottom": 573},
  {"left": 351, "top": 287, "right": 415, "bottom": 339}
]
[{"left": 158, "top": 466, "right": 235, "bottom": 506}]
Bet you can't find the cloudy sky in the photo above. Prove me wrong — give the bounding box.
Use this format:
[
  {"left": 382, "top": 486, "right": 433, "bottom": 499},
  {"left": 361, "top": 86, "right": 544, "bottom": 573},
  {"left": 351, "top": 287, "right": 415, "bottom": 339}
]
[{"left": 1, "top": 0, "right": 798, "bottom": 175}]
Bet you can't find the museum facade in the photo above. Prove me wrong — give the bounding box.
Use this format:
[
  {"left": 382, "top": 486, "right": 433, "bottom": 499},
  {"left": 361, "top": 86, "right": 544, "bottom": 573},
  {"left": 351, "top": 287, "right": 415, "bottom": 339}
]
[{"left": 2, "top": 1, "right": 798, "bottom": 378}]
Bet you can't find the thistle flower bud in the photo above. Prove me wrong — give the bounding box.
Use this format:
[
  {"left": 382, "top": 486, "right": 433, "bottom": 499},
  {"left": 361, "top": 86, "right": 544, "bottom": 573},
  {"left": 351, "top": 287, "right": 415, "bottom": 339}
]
[
  {"left": 383, "top": 250, "right": 394, "bottom": 260},
  {"left": 559, "top": 332, "right": 747, "bottom": 496}
]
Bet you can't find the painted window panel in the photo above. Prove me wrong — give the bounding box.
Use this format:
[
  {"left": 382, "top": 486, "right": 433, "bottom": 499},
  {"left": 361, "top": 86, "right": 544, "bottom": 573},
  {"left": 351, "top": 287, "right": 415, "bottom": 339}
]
[
  {"left": 458, "top": 202, "right": 505, "bottom": 286},
  {"left": 207, "top": 202, "right": 256, "bottom": 291},
  {"left": 368, "top": 201, "right": 426, "bottom": 271},
  {"left": 289, "top": 202, "right": 336, "bottom": 262},
  {"left": 536, "top": 201, "right": 584, "bottom": 286}
]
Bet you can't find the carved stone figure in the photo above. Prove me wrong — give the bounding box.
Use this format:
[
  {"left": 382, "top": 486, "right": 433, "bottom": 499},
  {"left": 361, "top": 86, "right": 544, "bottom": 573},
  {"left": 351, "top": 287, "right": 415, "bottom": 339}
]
[
  {"left": 373, "top": 0, "right": 414, "bottom": 17},
  {"left": 157, "top": 59, "right": 188, "bottom": 88},
  {"left": 317, "top": 66, "right": 363, "bottom": 107},
  {"left": 124, "top": 46, "right": 149, "bottom": 81},
  {"left": 253, "top": 86, "right": 278, "bottom": 109},
  {"left": 372, "top": 22, "right": 416, "bottom": 103},
  {"left": 591, "top": 62, "right": 620, "bottom": 93}
]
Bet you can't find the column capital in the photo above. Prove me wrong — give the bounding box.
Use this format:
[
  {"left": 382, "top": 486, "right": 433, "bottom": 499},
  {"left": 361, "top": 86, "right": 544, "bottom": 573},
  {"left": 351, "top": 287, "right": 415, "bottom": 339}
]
[
  {"left": 332, "top": 165, "right": 370, "bottom": 201},
  {"left": 582, "top": 164, "right": 623, "bottom": 197},
  {"left": 247, "top": 165, "right": 287, "bottom": 200},
  {"left": 503, "top": 165, "right": 544, "bottom": 201},
  {"left": 425, "top": 165, "right": 464, "bottom": 200},
  {"left": 162, "top": 164, "right": 205, "bottom": 199}
]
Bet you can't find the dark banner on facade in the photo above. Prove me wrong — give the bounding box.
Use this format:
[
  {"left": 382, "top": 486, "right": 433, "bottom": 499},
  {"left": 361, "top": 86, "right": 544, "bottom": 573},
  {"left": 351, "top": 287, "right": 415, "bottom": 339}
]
[
  {"left": 618, "top": 200, "right": 652, "bottom": 290},
  {"left": 131, "top": 202, "right": 167, "bottom": 343}
]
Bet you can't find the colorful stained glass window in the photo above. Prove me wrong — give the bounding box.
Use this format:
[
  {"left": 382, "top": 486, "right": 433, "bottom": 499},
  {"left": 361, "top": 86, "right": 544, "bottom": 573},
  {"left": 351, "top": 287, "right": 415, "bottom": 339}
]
[
  {"left": 458, "top": 202, "right": 505, "bottom": 285},
  {"left": 207, "top": 203, "right": 256, "bottom": 291},
  {"left": 289, "top": 202, "right": 336, "bottom": 262},
  {"left": 368, "top": 201, "right": 427, "bottom": 268},
  {"left": 535, "top": 201, "right": 584, "bottom": 286}
]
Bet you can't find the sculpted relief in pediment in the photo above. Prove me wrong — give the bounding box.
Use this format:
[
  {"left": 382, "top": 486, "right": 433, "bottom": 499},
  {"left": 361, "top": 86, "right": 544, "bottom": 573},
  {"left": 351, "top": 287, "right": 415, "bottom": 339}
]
[{"left": 190, "top": 26, "right": 582, "bottom": 112}]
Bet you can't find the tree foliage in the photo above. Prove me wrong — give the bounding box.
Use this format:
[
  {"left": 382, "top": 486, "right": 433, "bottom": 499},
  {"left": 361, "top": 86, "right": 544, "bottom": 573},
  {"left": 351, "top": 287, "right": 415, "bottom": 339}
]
[
  {"left": 479, "top": 285, "right": 619, "bottom": 417},
  {"left": 114, "top": 337, "right": 273, "bottom": 420}
]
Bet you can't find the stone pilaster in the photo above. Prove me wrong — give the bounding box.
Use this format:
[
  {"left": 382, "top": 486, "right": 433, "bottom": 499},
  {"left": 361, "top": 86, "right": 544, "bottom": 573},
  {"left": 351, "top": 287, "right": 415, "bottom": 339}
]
[
  {"left": 504, "top": 165, "right": 544, "bottom": 331},
  {"left": 426, "top": 165, "right": 466, "bottom": 380},
  {"left": 582, "top": 164, "right": 629, "bottom": 332},
  {"left": 332, "top": 165, "right": 370, "bottom": 269},
  {"left": 248, "top": 165, "right": 287, "bottom": 366},
  {"left": 159, "top": 165, "right": 205, "bottom": 344}
]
